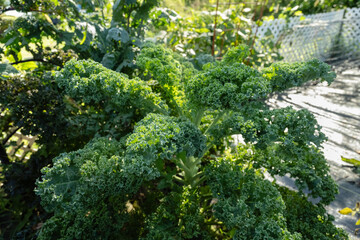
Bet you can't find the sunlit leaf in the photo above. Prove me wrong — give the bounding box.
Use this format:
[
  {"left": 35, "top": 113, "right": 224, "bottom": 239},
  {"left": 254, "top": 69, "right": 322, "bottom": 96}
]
[
  {"left": 356, "top": 219, "right": 360, "bottom": 225},
  {"left": 339, "top": 207, "right": 353, "bottom": 215}
]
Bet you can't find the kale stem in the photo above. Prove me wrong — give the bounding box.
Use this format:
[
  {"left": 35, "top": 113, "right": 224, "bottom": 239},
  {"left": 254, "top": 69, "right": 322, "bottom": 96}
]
[
  {"left": 171, "top": 95, "right": 183, "bottom": 117},
  {"left": 173, "top": 175, "right": 184, "bottom": 183},
  {"left": 194, "top": 108, "right": 205, "bottom": 126},
  {"left": 204, "top": 111, "right": 225, "bottom": 135},
  {"left": 151, "top": 103, "right": 169, "bottom": 115}
]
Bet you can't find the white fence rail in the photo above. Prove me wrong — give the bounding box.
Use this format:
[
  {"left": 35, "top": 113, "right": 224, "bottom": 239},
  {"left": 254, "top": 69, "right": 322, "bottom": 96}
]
[{"left": 255, "top": 8, "right": 360, "bottom": 63}]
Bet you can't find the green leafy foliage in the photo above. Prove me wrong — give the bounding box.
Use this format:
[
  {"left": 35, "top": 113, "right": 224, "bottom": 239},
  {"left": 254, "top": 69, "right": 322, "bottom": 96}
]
[
  {"left": 148, "top": 4, "right": 283, "bottom": 67},
  {"left": 245, "top": 107, "right": 338, "bottom": 204},
  {"left": 31, "top": 44, "right": 348, "bottom": 239},
  {"left": 280, "top": 187, "right": 348, "bottom": 239},
  {"left": 124, "top": 113, "right": 206, "bottom": 182},
  {"left": 36, "top": 137, "right": 144, "bottom": 239},
  {"left": 186, "top": 52, "right": 270, "bottom": 111},
  {"left": 262, "top": 59, "right": 336, "bottom": 92},
  {"left": 143, "top": 186, "right": 212, "bottom": 239},
  {"left": 1, "top": 0, "right": 160, "bottom": 74},
  {"left": 341, "top": 156, "right": 360, "bottom": 175},
  {"left": 136, "top": 42, "right": 196, "bottom": 114},
  {"left": 268, "top": 0, "right": 360, "bottom": 15},
  {"left": 0, "top": 2, "right": 164, "bottom": 236},
  {"left": 205, "top": 160, "right": 301, "bottom": 240},
  {"left": 55, "top": 59, "right": 168, "bottom": 138}
]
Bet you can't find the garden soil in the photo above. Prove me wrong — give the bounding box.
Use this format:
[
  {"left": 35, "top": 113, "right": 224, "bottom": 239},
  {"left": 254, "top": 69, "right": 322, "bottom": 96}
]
[{"left": 266, "top": 66, "right": 360, "bottom": 239}]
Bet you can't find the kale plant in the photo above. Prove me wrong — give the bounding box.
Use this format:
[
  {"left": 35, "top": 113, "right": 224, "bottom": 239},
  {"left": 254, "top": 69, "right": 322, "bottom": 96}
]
[
  {"left": 0, "top": 1, "right": 161, "bottom": 237},
  {"left": 35, "top": 44, "right": 347, "bottom": 239}
]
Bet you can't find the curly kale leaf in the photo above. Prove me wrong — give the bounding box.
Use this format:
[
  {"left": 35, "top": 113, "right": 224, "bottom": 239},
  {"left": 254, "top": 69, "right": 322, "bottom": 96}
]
[
  {"left": 252, "top": 107, "right": 327, "bottom": 148},
  {"left": 207, "top": 111, "right": 259, "bottom": 145},
  {"left": 221, "top": 44, "right": 250, "bottom": 65},
  {"left": 256, "top": 144, "right": 338, "bottom": 205},
  {"left": 279, "top": 187, "right": 348, "bottom": 240},
  {"left": 137, "top": 42, "right": 183, "bottom": 86},
  {"left": 137, "top": 43, "right": 196, "bottom": 114},
  {"left": 125, "top": 113, "right": 206, "bottom": 180},
  {"left": 208, "top": 105, "right": 326, "bottom": 150},
  {"left": 142, "top": 191, "right": 181, "bottom": 239},
  {"left": 237, "top": 107, "right": 338, "bottom": 204},
  {"left": 52, "top": 59, "right": 169, "bottom": 139},
  {"left": 215, "top": 106, "right": 337, "bottom": 204},
  {"left": 205, "top": 160, "right": 301, "bottom": 240},
  {"left": 37, "top": 203, "right": 140, "bottom": 240},
  {"left": 186, "top": 61, "right": 270, "bottom": 111},
  {"left": 35, "top": 137, "right": 146, "bottom": 239},
  {"left": 56, "top": 59, "right": 167, "bottom": 113},
  {"left": 263, "top": 59, "right": 336, "bottom": 92},
  {"left": 36, "top": 137, "right": 142, "bottom": 212},
  {"left": 190, "top": 53, "right": 215, "bottom": 70},
  {"left": 142, "top": 186, "right": 212, "bottom": 240}
]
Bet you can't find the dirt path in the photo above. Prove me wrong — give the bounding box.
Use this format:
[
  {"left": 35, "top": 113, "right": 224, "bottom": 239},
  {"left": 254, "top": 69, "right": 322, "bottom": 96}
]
[{"left": 267, "top": 68, "right": 360, "bottom": 239}]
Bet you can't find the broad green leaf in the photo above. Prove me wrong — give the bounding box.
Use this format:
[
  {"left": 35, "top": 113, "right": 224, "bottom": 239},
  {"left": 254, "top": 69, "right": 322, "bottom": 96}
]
[
  {"left": 341, "top": 156, "right": 360, "bottom": 167},
  {"left": 106, "top": 28, "right": 130, "bottom": 44},
  {"left": 115, "top": 59, "right": 133, "bottom": 72},
  {"left": 101, "top": 53, "right": 116, "bottom": 69},
  {"left": 50, "top": 0, "right": 59, "bottom": 5},
  {"left": 125, "top": 0, "right": 137, "bottom": 4},
  {"left": 15, "top": 61, "right": 38, "bottom": 71},
  {"left": 5, "top": 36, "right": 18, "bottom": 46},
  {"left": 0, "top": 63, "right": 19, "bottom": 75}
]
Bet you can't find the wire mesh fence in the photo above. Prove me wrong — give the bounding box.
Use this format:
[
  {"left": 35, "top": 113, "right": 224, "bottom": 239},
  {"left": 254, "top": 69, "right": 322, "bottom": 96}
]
[{"left": 254, "top": 7, "right": 360, "bottom": 69}]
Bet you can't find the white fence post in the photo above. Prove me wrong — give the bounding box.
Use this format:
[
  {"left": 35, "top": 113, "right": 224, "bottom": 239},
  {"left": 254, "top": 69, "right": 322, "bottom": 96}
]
[{"left": 341, "top": 8, "right": 360, "bottom": 57}]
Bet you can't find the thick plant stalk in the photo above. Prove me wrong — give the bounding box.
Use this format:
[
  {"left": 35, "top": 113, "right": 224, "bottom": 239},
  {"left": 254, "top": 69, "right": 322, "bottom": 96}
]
[
  {"left": 250, "top": 0, "right": 265, "bottom": 52},
  {"left": 211, "top": 0, "right": 220, "bottom": 56},
  {"left": 204, "top": 111, "right": 225, "bottom": 135},
  {"left": 176, "top": 155, "right": 203, "bottom": 187}
]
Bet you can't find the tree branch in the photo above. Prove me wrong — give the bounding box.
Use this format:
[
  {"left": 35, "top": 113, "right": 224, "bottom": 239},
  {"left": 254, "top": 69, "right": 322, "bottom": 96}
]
[
  {"left": 2, "top": 126, "right": 21, "bottom": 146},
  {"left": 10, "top": 59, "right": 48, "bottom": 65},
  {"left": 250, "top": 0, "right": 265, "bottom": 52},
  {"left": 211, "top": 0, "right": 220, "bottom": 57},
  {"left": 10, "top": 58, "right": 62, "bottom": 67}
]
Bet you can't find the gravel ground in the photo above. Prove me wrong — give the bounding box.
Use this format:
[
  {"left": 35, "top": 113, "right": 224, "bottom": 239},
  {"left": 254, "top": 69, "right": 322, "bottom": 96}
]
[{"left": 267, "top": 67, "right": 360, "bottom": 239}]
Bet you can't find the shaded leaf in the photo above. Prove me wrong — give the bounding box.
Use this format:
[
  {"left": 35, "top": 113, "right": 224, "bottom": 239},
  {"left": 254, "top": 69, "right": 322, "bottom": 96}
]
[
  {"left": 101, "top": 53, "right": 116, "bottom": 69},
  {"left": 0, "top": 63, "right": 19, "bottom": 75},
  {"left": 106, "top": 28, "right": 129, "bottom": 44}
]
